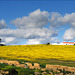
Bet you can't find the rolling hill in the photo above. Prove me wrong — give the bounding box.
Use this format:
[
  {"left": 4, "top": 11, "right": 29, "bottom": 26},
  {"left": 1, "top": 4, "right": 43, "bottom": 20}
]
[{"left": 0, "top": 44, "right": 75, "bottom": 67}]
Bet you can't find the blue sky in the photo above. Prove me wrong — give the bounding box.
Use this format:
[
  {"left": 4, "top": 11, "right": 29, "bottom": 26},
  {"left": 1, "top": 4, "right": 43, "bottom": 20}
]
[{"left": 0, "top": 1, "right": 75, "bottom": 45}]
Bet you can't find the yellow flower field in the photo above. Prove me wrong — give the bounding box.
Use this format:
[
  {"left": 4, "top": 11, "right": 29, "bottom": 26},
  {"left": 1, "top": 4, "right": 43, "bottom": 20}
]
[{"left": 0, "top": 44, "right": 75, "bottom": 65}]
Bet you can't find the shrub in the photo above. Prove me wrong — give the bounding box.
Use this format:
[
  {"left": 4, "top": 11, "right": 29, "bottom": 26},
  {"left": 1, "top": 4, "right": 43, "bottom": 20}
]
[
  {"left": 40, "top": 64, "right": 46, "bottom": 68},
  {"left": 63, "top": 69, "right": 66, "bottom": 75},
  {"left": 8, "top": 68, "right": 18, "bottom": 75},
  {"left": 0, "top": 63, "right": 8, "bottom": 70},
  {"left": 18, "top": 68, "right": 35, "bottom": 75}
]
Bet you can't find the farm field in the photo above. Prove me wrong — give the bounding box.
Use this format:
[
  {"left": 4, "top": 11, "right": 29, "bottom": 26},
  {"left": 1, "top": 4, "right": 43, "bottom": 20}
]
[{"left": 0, "top": 44, "right": 75, "bottom": 67}]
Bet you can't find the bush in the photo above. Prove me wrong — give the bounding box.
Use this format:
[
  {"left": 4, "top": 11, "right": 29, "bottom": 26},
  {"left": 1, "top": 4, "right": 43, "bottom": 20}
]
[
  {"left": 0, "top": 63, "right": 8, "bottom": 69},
  {"left": 40, "top": 64, "right": 46, "bottom": 68},
  {"left": 18, "top": 68, "right": 35, "bottom": 75},
  {"left": 63, "top": 69, "right": 66, "bottom": 75},
  {"left": 8, "top": 68, "right": 18, "bottom": 75}
]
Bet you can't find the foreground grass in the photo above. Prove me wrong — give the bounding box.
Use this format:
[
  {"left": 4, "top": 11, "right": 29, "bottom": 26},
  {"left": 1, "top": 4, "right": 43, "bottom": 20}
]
[
  {"left": 0, "top": 44, "right": 75, "bottom": 66},
  {"left": 0, "top": 63, "right": 35, "bottom": 75}
]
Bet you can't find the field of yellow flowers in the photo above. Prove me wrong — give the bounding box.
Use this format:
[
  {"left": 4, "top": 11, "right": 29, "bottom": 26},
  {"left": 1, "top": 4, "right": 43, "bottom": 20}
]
[{"left": 0, "top": 44, "right": 75, "bottom": 66}]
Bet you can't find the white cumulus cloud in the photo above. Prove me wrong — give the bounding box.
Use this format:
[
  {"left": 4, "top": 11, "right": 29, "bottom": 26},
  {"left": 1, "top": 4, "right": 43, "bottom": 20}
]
[
  {"left": 0, "top": 28, "right": 58, "bottom": 39},
  {"left": 63, "top": 28, "right": 75, "bottom": 41},
  {"left": 49, "top": 12, "right": 75, "bottom": 28},
  {"left": 0, "top": 19, "right": 7, "bottom": 29},
  {"left": 26, "top": 37, "right": 59, "bottom": 45},
  {"left": 11, "top": 9, "right": 49, "bottom": 29}
]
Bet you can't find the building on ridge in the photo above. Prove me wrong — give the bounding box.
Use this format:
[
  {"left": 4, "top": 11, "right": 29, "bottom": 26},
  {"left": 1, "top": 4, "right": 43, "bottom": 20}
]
[{"left": 0, "top": 39, "right": 6, "bottom": 46}]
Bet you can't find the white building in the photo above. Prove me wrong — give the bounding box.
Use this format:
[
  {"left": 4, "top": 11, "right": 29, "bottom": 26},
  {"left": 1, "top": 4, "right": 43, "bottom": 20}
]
[
  {"left": 62, "top": 42, "right": 75, "bottom": 45},
  {"left": 0, "top": 39, "right": 5, "bottom": 46},
  {"left": 52, "top": 42, "right": 75, "bottom": 45},
  {"left": 0, "top": 42, "right": 5, "bottom": 46}
]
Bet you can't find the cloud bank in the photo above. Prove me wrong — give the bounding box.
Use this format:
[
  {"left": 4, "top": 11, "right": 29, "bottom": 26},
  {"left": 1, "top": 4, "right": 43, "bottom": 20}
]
[
  {"left": 49, "top": 12, "right": 75, "bottom": 41},
  {"left": 0, "top": 9, "right": 75, "bottom": 45}
]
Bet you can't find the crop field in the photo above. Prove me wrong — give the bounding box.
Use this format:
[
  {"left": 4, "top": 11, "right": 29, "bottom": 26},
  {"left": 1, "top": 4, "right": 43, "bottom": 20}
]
[{"left": 0, "top": 44, "right": 75, "bottom": 66}]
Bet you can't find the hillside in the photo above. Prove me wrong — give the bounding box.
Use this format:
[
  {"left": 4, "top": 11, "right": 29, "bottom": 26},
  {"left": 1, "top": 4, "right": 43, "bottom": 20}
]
[{"left": 0, "top": 44, "right": 75, "bottom": 67}]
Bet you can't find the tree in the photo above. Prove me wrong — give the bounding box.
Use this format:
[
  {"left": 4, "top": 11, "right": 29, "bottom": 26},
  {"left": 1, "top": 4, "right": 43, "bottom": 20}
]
[
  {"left": 47, "top": 42, "right": 50, "bottom": 45},
  {"left": 0, "top": 38, "right": 1, "bottom": 43}
]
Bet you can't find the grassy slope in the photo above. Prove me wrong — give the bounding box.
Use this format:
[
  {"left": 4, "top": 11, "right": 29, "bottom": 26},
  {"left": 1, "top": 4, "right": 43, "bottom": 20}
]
[{"left": 0, "top": 44, "right": 75, "bottom": 67}]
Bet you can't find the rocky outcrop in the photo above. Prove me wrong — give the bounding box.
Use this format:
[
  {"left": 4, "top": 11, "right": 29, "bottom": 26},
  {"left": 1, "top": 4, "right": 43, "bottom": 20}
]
[
  {"left": 0, "top": 70, "right": 9, "bottom": 75},
  {"left": 34, "top": 63, "right": 41, "bottom": 69},
  {"left": 0, "top": 59, "right": 75, "bottom": 75},
  {"left": 35, "top": 71, "right": 40, "bottom": 75},
  {"left": 0, "top": 60, "right": 20, "bottom": 66}
]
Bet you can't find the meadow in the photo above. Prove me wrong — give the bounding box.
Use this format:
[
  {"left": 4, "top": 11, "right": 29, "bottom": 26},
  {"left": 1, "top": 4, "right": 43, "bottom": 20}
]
[{"left": 0, "top": 44, "right": 75, "bottom": 67}]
